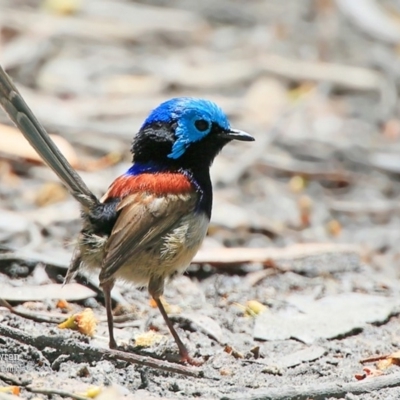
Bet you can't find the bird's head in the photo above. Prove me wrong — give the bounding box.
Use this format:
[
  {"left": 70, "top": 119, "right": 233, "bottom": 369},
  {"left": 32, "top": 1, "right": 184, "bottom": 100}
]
[{"left": 131, "top": 97, "right": 254, "bottom": 170}]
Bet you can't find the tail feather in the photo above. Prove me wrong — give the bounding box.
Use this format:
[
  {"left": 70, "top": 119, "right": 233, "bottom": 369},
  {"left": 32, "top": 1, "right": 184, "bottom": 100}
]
[{"left": 0, "top": 66, "right": 97, "bottom": 209}]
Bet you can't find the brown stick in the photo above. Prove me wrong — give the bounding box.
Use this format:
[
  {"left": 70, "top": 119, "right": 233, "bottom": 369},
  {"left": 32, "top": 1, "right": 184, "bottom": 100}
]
[
  {"left": 360, "top": 354, "right": 390, "bottom": 364},
  {"left": 0, "top": 299, "right": 65, "bottom": 324},
  {"left": 26, "top": 387, "right": 88, "bottom": 400},
  {"left": 226, "top": 373, "right": 400, "bottom": 400},
  {"left": 0, "top": 324, "right": 203, "bottom": 378}
]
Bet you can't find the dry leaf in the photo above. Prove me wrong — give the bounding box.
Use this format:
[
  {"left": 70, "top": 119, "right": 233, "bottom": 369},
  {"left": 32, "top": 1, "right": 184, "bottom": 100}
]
[
  {"left": 193, "top": 243, "right": 360, "bottom": 265},
  {"left": 84, "top": 152, "right": 122, "bottom": 172},
  {"left": 0, "top": 123, "right": 79, "bottom": 168},
  {"left": 243, "top": 78, "right": 288, "bottom": 126},
  {"left": 0, "top": 283, "right": 96, "bottom": 302},
  {"left": 35, "top": 182, "right": 68, "bottom": 206},
  {"left": 224, "top": 345, "right": 244, "bottom": 359},
  {"left": 0, "top": 160, "right": 20, "bottom": 187},
  {"left": 376, "top": 350, "right": 400, "bottom": 370}
]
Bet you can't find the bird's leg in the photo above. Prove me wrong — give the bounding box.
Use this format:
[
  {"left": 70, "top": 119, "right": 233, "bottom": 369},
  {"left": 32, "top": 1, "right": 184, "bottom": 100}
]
[
  {"left": 149, "top": 277, "right": 202, "bottom": 366},
  {"left": 101, "top": 279, "right": 117, "bottom": 349},
  {"left": 154, "top": 297, "right": 191, "bottom": 361}
]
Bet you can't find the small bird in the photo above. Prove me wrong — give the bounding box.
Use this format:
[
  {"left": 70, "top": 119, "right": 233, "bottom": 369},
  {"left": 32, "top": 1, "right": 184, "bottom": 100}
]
[{"left": 0, "top": 66, "right": 254, "bottom": 364}]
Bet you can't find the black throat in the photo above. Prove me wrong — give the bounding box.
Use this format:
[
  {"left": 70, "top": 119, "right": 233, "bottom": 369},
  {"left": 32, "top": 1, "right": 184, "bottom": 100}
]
[{"left": 131, "top": 122, "right": 230, "bottom": 219}]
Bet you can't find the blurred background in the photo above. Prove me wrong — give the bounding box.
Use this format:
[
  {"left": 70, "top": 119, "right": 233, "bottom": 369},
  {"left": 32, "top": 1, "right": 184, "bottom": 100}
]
[
  {"left": 1, "top": 0, "right": 400, "bottom": 258},
  {"left": 2, "top": 0, "right": 400, "bottom": 396}
]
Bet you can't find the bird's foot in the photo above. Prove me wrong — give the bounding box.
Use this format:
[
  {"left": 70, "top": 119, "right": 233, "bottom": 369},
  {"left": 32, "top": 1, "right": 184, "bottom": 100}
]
[
  {"left": 180, "top": 352, "right": 204, "bottom": 366},
  {"left": 109, "top": 338, "right": 117, "bottom": 349}
]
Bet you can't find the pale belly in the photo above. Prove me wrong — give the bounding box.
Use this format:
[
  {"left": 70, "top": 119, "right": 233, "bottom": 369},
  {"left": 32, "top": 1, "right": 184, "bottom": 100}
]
[
  {"left": 79, "top": 211, "right": 209, "bottom": 286},
  {"left": 117, "top": 211, "right": 209, "bottom": 284}
]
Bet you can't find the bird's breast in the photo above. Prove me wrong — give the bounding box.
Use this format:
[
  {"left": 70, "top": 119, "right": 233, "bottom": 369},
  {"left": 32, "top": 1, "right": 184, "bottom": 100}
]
[{"left": 102, "top": 172, "right": 194, "bottom": 200}]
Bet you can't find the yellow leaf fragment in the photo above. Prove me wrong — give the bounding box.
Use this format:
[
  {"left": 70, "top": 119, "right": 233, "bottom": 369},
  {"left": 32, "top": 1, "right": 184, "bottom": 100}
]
[
  {"left": 0, "top": 386, "right": 20, "bottom": 395},
  {"left": 289, "top": 175, "right": 307, "bottom": 193},
  {"left": 245, "top": 300, "right": 267, "bottom": 316},
  {"left": 219, "top": 367, "right": 233, "bottom": 376},
  {"left": 235, "top": 301, "right": 267, "bottom": 317},
  {"left": 373, "top": 359, "right": 388, "bottom": 370},
  {"left": 327, "top": 219, "right": 342, "bottom": 237},
  {"left": 135, "top": 331, "right": 164, "bottom": 348},
  {"left": 376, "top": 350, "right": 400, "bottom": 370},
  {"left": 42, "top": 0, "right": 82, "bottom": 15},
  {"left": 288, "top": 83, "right": 315, "bottom": 102},
  {"left": 58, "top": 308, "right": 97, "bottom": 336},
  {"left": 389, "top": 350, "right": 400, "bottom": 361},
  {"left": 149, "top": 296, "right": 181, "bottom": 314},
  {"left": 76, "top": 386, "right": 102, "bottom": 399}
]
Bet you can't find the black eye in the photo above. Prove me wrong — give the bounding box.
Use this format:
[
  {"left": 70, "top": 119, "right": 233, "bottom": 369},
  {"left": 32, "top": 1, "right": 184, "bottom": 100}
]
[{"left": 194, "top": 119, "right": 210, "bottom": 132}]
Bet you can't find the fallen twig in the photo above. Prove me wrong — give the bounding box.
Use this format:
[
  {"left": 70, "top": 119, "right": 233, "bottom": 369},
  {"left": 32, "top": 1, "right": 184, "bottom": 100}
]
[
  {"left": 0, "top": 299, "right": 66, "bottom": 324},
  {"left": 0, "top": 123, "right": 78, "bottom": 167},
  {"left": 335, "top": 0, "right": 400, "bottom": 44},
  {"left": 261, "top": 54, "right": 383, "bottom": 91},
  {"left": 0, "top": 324, "right": 202, "bottom": 378},
  {"left": 0, "top": 372, "right": 29, "bottom": 386},
  {"left": 227, "top": 372, "right": 400, "bottom": 400},
  {"left": 26, "top": 386, "right": 89, "bottom": 400},
  {"left": 260, "top": 153, "right": 353, "bottom": 182},
  {"left": 0, "top": 283, "right": 95, "bottom": 303},
  {"left": 0, "top": 6, "right": 205, "bottom": 43},
  {"left": 329, "top": 199, "right": 400, "bottom": 216},
  {"left": 193, "top": 243, "right": 360, "bottom": 266},
  {"left": 360, "top": 354, "right": 392, "bottom": 364}
]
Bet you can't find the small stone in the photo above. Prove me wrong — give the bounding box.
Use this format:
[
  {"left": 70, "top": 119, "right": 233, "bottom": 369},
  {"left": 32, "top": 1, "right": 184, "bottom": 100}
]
[
  {"left": 220, "top": 367, "right": 233, "bottom": 376},
  {"left": 262, "top": 365, "right": 283, "bottom": 375}
]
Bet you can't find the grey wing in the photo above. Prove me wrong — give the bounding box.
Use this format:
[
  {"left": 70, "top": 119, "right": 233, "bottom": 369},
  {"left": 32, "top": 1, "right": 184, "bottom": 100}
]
[{"left": 99, "top": 192, "right": 196, "bottom": 283}]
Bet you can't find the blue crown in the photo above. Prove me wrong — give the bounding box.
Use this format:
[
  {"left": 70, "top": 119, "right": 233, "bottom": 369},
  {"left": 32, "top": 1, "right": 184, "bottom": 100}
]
[{"left": 142, "top": 97, "right": 231, "bottom": 159}]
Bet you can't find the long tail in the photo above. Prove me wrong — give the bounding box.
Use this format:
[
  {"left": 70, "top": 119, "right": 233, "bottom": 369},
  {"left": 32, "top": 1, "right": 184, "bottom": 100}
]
[{"left": 0, "top": 66, "right": 98, "bottom": 209}]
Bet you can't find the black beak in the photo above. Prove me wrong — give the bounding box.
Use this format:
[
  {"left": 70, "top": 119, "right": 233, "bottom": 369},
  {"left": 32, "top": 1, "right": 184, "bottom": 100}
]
[{"left": 219, "top": 129, "right": 255, "bottom": 141}]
